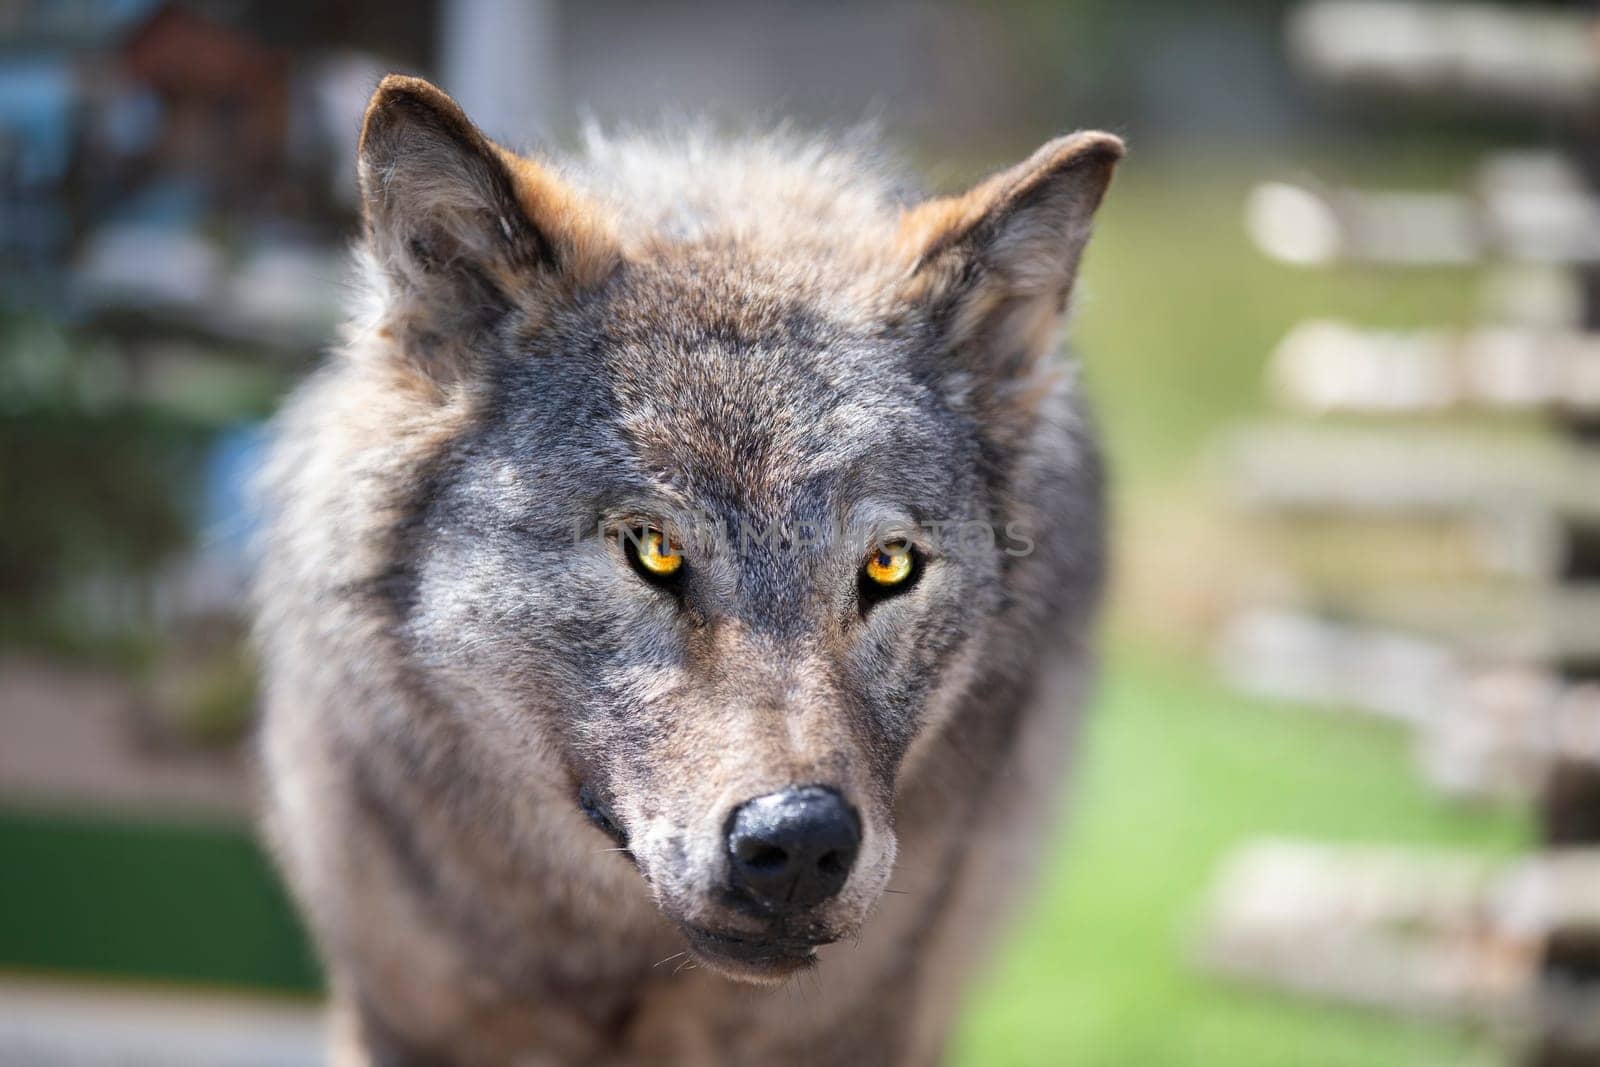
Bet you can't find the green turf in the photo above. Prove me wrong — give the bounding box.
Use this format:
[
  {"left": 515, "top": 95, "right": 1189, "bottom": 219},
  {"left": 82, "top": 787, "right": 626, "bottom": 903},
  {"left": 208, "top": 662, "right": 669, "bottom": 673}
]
[
  {"left": 0, "top": 808, "right": 320, "bottom": 993},
  {"left": 952, "top": 645, "right": 1526, "bottom": 1067}
]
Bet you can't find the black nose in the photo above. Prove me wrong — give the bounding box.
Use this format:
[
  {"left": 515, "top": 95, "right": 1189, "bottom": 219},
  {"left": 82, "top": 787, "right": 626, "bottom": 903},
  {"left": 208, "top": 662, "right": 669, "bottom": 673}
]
[{"left": 726, "top": 786, "right": 860, "bottom": 912}]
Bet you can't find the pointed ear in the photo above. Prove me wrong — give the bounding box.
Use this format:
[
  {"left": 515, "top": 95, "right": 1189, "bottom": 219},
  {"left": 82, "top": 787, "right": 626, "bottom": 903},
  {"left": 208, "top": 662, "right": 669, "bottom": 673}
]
[
  {"left": 357, "top": 75, "right": 617, "bottom": 383},
  {"left": 897, "top": 132, "right": 1122, "bottom": 393}
]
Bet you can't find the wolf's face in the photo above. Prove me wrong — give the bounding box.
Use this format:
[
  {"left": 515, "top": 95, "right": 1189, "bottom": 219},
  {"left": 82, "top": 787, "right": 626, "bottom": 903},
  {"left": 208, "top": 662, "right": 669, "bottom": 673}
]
[{"left": 352, "top": 78, "right": 1117, "bottom": 982}]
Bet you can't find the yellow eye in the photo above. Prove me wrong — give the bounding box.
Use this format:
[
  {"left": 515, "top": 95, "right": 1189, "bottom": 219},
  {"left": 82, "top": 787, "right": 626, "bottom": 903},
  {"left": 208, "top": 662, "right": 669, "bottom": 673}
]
[
  {"left": 626, "top": 527, "right": 682, "bottom": 580},
  {"left": 863, "top": 540, "right": 914, "bottom": 587}
]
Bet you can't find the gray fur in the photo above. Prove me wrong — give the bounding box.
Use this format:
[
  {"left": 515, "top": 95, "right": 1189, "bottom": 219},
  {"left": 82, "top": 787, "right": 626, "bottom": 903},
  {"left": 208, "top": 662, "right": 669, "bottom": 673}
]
[{"left": 255, "top": 75, "right": 1119, "bottom": 1065}]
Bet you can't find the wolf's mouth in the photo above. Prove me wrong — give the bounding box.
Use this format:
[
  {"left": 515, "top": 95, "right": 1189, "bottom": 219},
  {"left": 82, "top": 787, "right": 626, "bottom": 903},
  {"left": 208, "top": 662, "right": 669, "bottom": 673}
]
[{"left": 677, "top": 922, "right": 837, "bottom": 979}]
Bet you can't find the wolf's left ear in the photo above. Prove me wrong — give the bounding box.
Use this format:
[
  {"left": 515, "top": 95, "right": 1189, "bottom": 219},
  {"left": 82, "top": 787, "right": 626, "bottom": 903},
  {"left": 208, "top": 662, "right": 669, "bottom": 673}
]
[
  {"left": 357, "top": 75, "right": 616, "bottom": 382},
  {"left": 897, "top": 132, "right": 1122, "bottom": 393}
]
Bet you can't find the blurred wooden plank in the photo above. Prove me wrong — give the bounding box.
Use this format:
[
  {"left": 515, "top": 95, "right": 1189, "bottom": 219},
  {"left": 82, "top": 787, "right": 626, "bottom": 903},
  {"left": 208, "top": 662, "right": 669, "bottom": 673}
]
[
  {"left": 1248, "top": 154, "right": 1600, "bottom": 267},
  {"left": 1251, "top": 512, "right": 1560, "bottom": 588},
  {"left": 1223, "top": 423, "right": 1600, "bottom": 521},
  {"left": 1271, "top": 320, "right": 1600, "bottom": 417},
  {"left": 1421, "top": 667, "right": 1600, "bottom": 801},
  {"left": 1200, "top": 840, "right": 1515, "bottom": 1020},
  {"left": 1217, "top": 607, "right": 1454, "bottom": 724},
  {"left": 1246, "top": 181, "right": 1480, "bottom": 266},
  {"left": 1313, "top": 583, "right": 1600, "bottom": 665},
  {"left": 1220, "top": 608, "right": 1600, "bottom": 799},
  {"left": 1288, "top": 1, "right": 1600, "bottom": 115},
  {"left": 1200, "top": 841, "right": 1600, "bottom": 1029}
]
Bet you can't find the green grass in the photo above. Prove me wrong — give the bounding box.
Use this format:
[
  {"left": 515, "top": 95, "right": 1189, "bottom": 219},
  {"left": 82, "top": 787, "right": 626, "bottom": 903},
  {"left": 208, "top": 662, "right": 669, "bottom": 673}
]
[
  {"left": 953, "top": 645, "right": 1526, "bottom": 1067},
  {"left": 0, "top": 809, "right": 319, "bottom": 993}
]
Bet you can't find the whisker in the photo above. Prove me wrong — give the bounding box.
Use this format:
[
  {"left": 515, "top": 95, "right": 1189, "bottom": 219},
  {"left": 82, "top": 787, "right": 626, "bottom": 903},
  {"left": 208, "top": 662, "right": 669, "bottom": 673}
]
[{"left": 653, "top": 951, "right": 687, "bottom": 969}]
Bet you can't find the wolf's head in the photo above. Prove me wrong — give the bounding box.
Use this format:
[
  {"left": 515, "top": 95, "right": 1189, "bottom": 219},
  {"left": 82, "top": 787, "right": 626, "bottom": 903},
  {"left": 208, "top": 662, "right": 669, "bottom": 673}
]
[{"left": 342, "top": 76, "right": 1117, "bottom": 982}]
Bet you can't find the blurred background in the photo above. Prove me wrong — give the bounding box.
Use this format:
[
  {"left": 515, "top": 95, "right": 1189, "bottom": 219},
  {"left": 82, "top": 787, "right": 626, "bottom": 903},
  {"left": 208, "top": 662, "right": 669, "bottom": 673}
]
[{"left": 1, "top": 0, "right": 1597, "bottom": 1063}]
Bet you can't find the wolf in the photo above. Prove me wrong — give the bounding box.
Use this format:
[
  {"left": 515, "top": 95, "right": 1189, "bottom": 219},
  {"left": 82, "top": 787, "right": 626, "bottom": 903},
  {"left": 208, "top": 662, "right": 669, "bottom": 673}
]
[{"left": 254, "top": 74, "right": 1120, "bottom": 1065}]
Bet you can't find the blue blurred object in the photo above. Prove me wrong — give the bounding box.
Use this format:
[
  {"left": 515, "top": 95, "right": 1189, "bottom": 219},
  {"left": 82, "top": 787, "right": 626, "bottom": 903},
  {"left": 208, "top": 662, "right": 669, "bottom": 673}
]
[
  {"left": 201, "top": 421, "right": 269, "bottom": 570},
  {"left": 0, "top": 59, "right": 73, "bottom": 186}
]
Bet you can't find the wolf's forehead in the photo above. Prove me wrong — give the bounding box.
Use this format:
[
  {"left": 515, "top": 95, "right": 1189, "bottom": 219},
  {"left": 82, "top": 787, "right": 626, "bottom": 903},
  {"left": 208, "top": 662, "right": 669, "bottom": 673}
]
[
  {"left": 608, "top": 338, "right": 923, "bottom": 501},
  {"left": 589, "top": 282, "right": 927, "bottom": 504}
]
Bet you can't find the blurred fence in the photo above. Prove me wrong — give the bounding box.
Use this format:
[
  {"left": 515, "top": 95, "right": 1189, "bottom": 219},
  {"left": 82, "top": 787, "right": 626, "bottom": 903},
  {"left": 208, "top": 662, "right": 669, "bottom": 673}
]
[{"left": 1207, "top": 5, "right": 1600, "bottom": 1064}]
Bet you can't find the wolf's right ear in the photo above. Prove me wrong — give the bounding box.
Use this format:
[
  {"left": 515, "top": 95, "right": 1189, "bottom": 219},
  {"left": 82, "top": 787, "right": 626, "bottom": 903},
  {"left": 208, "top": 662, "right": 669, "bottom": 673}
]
[
  {"left": 357, "top": 75, "right": 617, "bottom": 383},
  {"left": 895, "top": 132, "right": 1122, "bottom": 407}
]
